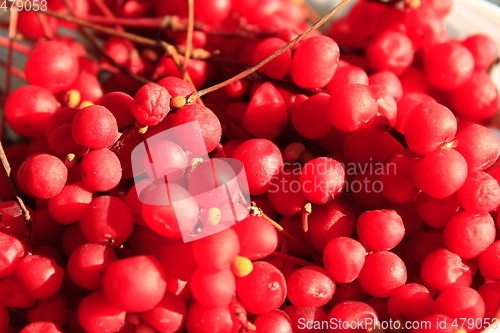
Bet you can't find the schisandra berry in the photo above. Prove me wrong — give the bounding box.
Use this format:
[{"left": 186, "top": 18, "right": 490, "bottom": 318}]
[
  {"left": 67, "top": 242, "right": 117, "bottom": 290},
  {"left": 131, "top": 82, "right": 172, "bottom": 126},
  {"left": 16, "top": 255, "right": 65, "bottom": 300},
  {"left": 80, "top": 148, "right": 122, "bottom": 192},
  {"left": 17, "top": 153, "right": 67, "bottom": 199},
  {"left": 78, "top": 290, "right": 126, "bottom": 333},
  {"left": 323, "top": 237, "right": 366, "bottom": 283},
  {"left": 252, "top": 37, "right": 292, "bottom": 80},
  {"left": 24, "top": 40, "right": 79, "bottom": 93},
  {"left": 243, "top": 82, "right": 288, "bottom": 139},
  {"left": 404, "top": 101, "right": 457, "bottom": 155},
  {"left": 102, "top": 255, "right": 167, "bottom": 312},
  {"left": 237, "top": 261, "right": 287, "bottom": 314},
  {"left": 327, "top": 84, "right": 378, "bottom": 132},
  {"left": 232, "top": 139, "right": 283, "bottom": 195},
  {"left": 0, "top": 231, "right": 25, "bottom": 278},
  {"left": 79, "top": 196, "right": 134, "bottom": 247},
  {"left": 290, "top": 35, "right": 340, "bottom": 89},
  {"left": 71, "top": 105, "right": 119, "bottom": 150},
  {"left": 356, "top": 209, "right": 405, "bottom": 251},
  {"left": 423, "top": 41, "right": 475, "bottom": 90},
  {"left": 358, "top": 251, "right": 407, "bottom": 298}
]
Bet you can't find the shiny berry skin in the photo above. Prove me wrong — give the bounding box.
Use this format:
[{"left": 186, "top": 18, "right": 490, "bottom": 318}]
[
  {"left": 323, "top": 237, "right": 366, "bottom": 283},
  {"left": 232, "top": 139, "right": 283, "bottom": 195},
  {"left": 299, "top": 157, "right": 345, "bottom": 205},
  {"left": 291, "top": 36, "right": 340, "bottom": 88},
  {"left": 414, "top": 148, "right": 468, "bottom": 199},
  {"left": 443, "top": 211, "right": 496, "bottom": 259},
  {"left": 357, "top": 210, "right": 405, "bottom": 251},
  {"left": 3, "top": 85, "right": 59, "bottom": 138},
  {"left": 79, "top": 196, "right": 134, "bottom": 247},
  {"left": 18, "top": 153, "right": 68, "bottom": 199},
  {"left": 71, "top": 105, "right": 119, "bottom": 150},
  {"left": 366, "top": 30, "right": 413, "bottom": 75},
  {"left": 80, "top": 149, "right": 122, "bottom": 192},
  {"left": 358, "top": 251, "right": 407, "bottom": 298},
  {"left": 423, "top": 41, "right": 475, "bottom": 90},
  {"left": 421, "top": 248, "right": 473, "bottom": 292},
  {"left": 78, "top": 290, "right": 126, "bottom": 333},
  {"left": 0, "top": 231, "right": 25, "bottom": 278},
  {"left": 404, "top": 101, "right": 457, "bottom": 156},
  {"left": 102, "top": 255, "right": 167, "bottom": 312},
  {"left": 67, "top": 243, "right": 117, "bottom": 290},
  {"left": 24, "top": 40, "right": 79, "bottom": 93},
  {"left": 328, "top": 84, "right": 378, "bottom": 132},
  {"left": 169, "top": 104, "right": 222, "bottom": 154},
  {"left": 243, "top": 82, "right": 288, "bottom": 139},
  {"left": 236, "top": 261, "right": 287, "bottom": 314},
  {"left": 287, "top": 266, "right": 335, "bottom": 308},
  {"left": 16, "top": 255, "right": 64, "bottom": 299}
]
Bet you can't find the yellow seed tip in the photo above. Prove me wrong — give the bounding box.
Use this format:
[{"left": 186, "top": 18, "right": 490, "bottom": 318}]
[{"left": 232, "top": 256, "right": 253, "bottom": 277}]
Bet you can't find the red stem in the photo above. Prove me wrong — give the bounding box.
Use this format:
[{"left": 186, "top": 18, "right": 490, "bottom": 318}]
[
  {"left": 88, "top": 0, "right": 124, "bottom": 32},
  {"left": 0, "top": 35, "right": 31, "bottom": 55},
  {"left": 0, "top": 59, "right": 26, "bottom": 80}
]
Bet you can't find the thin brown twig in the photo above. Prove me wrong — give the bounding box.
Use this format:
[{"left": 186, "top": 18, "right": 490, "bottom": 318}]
[
  {"left": 41, "top": 9, "right": 200, "bottom": 93},
  {"left": 59, "top": 1, "right": 150, "bottom": 85},
  {"left": 186, "top": 0, "right": 353, "bottom": 104},
  {"left": 43, "top": 9, "right": 167, "bottom": 49},
  {"left": 0, "top": 142, "right": 32, "bottom": 224},
  {"left": 302, "top": 203, "right": 312, "bottom": 233},
  {"left": 74, "top": 14, "right": 202, "bottom": 30},
  {"left": 72, "top": 14, "right": 276, "bottom": 38},
  {"left": 183, "top": 0, "right": 194, "bottom": 80}
]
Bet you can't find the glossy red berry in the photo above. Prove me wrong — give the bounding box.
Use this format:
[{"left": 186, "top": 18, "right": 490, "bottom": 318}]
[
  {"left": 291, "top": 36, "right": 340, "bottom": 88},
  {"left": 102, "top": 255, "right": 167, "bottom": 312},
  {"left": 25, "top": 40, "right": 79, "bottom": 93}
]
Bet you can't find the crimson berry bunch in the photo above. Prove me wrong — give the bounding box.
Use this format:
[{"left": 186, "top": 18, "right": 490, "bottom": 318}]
[{"left": 0, "top": 0, "right": 500, "bottom": 332}]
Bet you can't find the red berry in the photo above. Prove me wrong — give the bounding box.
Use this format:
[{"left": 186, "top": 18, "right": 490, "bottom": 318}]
[
  {"left": 72, "top": 105, "right": 119, "bottom": 150},
  {"left": 102, "top": 255, "right": 167, "bottom": 312},
  {"left": 423, "top": 41, "right": 475, "bottom": 90},
  {"left": 25, "top": 40, "right": 79, "bottom": 93},
  {"left": 291, "top": 36, "right": 340, "bottom": 88},
  {"left": 328, "top": 84, "right": 378, "bottom": 132}
]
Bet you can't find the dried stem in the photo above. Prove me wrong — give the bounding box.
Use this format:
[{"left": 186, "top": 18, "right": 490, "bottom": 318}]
[
  {"left": 60, "top": 1, "right": 150, "bottom": 85},
  {"left": 40, "top": 9, "right": 200, "bottom": 94},
  {"left": 302, "top": 203, "right": 312, "bottom": 233},
  {"left": 42, "top": 9, "right": 169, "bottom": 50},
  {"left": 183, "top": 0, "right": 195, "bottom": 80},
  {"left": 75, "top": 14, "right": 203, "bottom": 30},
  {"left": 0, "top": 142, "right": 31, "bottom": 224},
  {"left": 186, "top": 0, "right": 353, "bottom": 104}
]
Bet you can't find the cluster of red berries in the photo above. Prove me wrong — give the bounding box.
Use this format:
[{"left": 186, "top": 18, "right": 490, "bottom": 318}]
[{"left": 0, "top": 0, "right": 500, "bottom": 332}]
